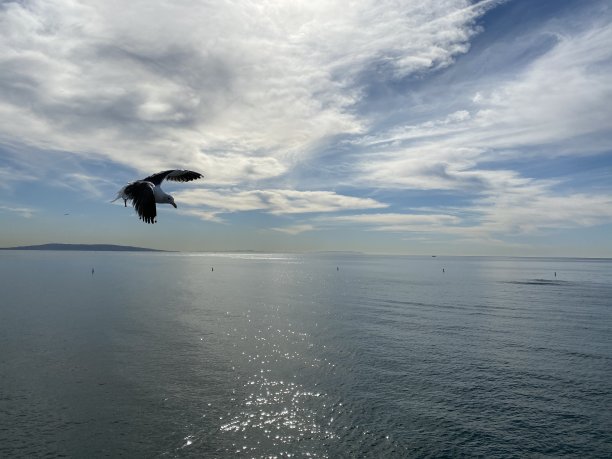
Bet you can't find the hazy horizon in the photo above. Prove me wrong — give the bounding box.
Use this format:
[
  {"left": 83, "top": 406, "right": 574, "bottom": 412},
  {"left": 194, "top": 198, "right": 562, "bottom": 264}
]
[
  {"left": 4, "top": 242, "right": 612, "bottom": 260},
  {"left": 1, "top": 0, "right": 611, "bottom": 257}
]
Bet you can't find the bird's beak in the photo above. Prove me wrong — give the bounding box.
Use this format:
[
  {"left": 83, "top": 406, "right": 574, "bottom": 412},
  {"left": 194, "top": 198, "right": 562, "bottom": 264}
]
[{"left": 172, "top": 202, "right": 177, "bottom": 208}]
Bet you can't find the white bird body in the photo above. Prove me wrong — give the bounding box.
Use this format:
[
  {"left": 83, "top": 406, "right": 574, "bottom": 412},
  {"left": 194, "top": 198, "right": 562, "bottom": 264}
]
[
  {"left": 153, "top": 185, "right": 172, "bottom": 204},
  {"left": 114, "top": 169, "right": 203, "bottom": 223}
]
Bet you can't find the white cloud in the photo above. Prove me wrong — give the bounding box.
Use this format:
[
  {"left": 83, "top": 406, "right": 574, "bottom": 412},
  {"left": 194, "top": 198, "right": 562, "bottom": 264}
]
[
  {"left": 272, "top": 224, "right": 315, "bottom": 235},
  {"left": 319, "top": 180, "right": 612, "bottom": 239},
  {"left": 353, "top": 20, "right": 612, "bottom": 190},
  {"left": 195, "top": 154, "right": 287, "bottom": 185},
  {"left": 174, "top": 188, "right": 388, "bottom": 215},
  {"left": 326, "top": 212, "right": 462, "bottom": 232},
  {"left": 329, "top": 212, "right": 460, "bottom": 224},
  {"left": 0, "top": 166, "right": 36, "bottom": 189},
  {"left": 0, "top": 205, "right": 36, "bottom": 218},
  {"left": 176, "top": 208, "right": 224, "bottom": 223},
  {"left": 58, "top": 173, "right": 120, "bottom": 198},
  {"left": 472, "top": 187, "right": 612, "bottom": 235},
  {"left": 340, "top": 17, "right": 612, "bottom": 244},
  {"left": 470, "top": 23, "right": 612, "bottom": 151},
  {"left": 0, "top": 0, "right": 492, "bottom": 183}
]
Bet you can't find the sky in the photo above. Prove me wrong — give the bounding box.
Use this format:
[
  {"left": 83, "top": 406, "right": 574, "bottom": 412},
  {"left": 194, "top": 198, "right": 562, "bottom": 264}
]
[{"left": 1, "top": 0, "right": 611, "bottom": 255}]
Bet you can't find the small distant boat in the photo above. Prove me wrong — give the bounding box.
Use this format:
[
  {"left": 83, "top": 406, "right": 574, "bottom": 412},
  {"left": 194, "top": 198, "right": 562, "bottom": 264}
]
[{"left": 432, "top": 255, "right": 437, "bottom": 257}]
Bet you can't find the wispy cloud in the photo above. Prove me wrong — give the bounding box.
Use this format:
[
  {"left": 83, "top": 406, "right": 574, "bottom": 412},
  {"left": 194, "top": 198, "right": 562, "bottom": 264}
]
[
  {"left": 176, "top": 208, "right": 224, "bottom": 223},
  {"left": 57, "top": 173, "right": 121, "bottom": 198},
  {"left": 320, "top": 179, "right": 612, "bottom": 240},
  {"left": 272, "top": 224, "right": 315, "bottom": 235},
  {"left": 174, "top": 189, "right": 388, "bottom": 215},
  {"left": 472, "top": 187, "right": 612, "bottom": 235},
  {"left": 0, "top": 205, "right": 36, "bottom": 218},
  {"left": 0, "top": 166, "right": 36, "bottom": 190},
  {"left": 327, "top": 212, "right": 461, "bottom": 232},
  {"left": 353, "top": 20, "right": 612, "bottom": 190}
]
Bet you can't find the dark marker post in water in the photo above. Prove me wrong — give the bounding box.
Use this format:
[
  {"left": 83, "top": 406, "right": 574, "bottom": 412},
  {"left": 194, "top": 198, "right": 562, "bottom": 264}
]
[{"left": 92, "top": 268, "right": 94, "bottom": 276}]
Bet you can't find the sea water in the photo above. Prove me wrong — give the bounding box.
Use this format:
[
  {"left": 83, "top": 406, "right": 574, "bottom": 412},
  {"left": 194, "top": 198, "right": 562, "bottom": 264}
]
[{"left": 0, "top": 252, "right": 611, "bottom": 457}]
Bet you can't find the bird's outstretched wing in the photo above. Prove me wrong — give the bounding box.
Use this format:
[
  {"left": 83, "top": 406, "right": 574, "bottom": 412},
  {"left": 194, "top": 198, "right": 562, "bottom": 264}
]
[
  {"left": 143, "top": 170, "right": 203, "bottom": 186},
  {"left": 124, "top": 181, "right": 156, "bottom": 224}
]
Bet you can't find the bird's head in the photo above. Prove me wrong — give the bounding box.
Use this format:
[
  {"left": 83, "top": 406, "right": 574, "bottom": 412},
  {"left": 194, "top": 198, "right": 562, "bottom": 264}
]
[{"left": 167, "top": 195, "right": 177, "bottom": 208}]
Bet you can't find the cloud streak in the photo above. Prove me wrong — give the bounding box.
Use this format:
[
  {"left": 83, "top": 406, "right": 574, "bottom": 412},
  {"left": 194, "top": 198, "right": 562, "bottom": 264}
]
[
  {"left": 0, "top": 205, "right": 36, "bottom": 218},
  {"left": 353, "top": 19, "right": 612, "bottom": 187},
  {"left": 174, "top": 189, "right": 387, "bottom": 216},
  {"left": 272, "top": 224, "right": 315, "bottom": 235}
]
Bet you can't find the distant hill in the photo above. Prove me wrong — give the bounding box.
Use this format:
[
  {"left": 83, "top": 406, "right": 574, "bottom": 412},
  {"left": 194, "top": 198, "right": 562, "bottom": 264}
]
[{"left": 0, "top": 243, "right": 167, "bottom": 252}]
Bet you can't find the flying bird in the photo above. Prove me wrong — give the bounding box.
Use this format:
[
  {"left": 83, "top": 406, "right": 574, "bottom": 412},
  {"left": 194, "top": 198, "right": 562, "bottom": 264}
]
[{"left": 114, "top": 169, "right": 203, "bottom": 224}]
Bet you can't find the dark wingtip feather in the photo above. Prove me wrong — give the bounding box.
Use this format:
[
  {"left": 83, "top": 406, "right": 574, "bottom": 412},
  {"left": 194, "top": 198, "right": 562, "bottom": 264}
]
[
  {"left": 143, "top": 169, "right": 203, "bottom": 185},
  {"left": 168, "top": 170, "right": 203, "bottom": 183}
]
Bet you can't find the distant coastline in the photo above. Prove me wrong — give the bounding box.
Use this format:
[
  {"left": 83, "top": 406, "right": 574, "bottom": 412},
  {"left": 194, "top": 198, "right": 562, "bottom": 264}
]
[{"left": 0, "top": 243, "right": 168, "bottom": 252}]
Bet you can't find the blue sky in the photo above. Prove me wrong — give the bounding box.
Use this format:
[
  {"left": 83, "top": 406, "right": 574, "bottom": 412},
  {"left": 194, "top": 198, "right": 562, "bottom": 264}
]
[{"left": 1, "top": 0, "right": 611, "bottom": 255}]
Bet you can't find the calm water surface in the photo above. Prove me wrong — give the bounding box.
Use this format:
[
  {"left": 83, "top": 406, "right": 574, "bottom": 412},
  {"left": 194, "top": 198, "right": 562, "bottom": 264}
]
[{"left": 0, "top": 252, "right": 611, "bottom": 457}]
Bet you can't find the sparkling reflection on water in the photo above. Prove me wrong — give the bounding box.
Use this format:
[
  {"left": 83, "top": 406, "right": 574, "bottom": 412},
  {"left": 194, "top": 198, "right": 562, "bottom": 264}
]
[{"left": 193, "top": 309, "right": 339, "bottom": 457}]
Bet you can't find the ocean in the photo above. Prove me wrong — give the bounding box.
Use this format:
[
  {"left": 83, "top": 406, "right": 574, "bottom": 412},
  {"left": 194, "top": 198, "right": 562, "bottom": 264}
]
[{"left": 1, "top": 252, "right": 611, "bottom": 457}]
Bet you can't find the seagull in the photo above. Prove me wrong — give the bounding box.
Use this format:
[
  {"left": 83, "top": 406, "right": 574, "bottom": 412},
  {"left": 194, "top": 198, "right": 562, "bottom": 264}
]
[{"left": 114, "top": 169, "right": 203, "bottom": 224}]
